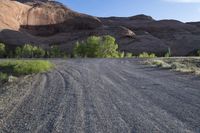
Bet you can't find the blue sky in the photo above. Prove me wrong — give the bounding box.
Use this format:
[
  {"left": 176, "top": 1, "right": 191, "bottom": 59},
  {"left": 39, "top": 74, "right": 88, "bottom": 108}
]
[{"left": 57, "top": 0, "right": 200, "bottom": 22}]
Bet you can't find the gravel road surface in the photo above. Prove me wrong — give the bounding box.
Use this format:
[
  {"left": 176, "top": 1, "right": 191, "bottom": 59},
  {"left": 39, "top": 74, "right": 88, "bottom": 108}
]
[{"left": 0, "top": 59, "right": 200, "bottom": 133}]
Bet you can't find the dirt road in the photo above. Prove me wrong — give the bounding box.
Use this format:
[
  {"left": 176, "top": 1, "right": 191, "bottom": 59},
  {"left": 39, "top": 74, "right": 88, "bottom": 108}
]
[{"left": 0, "top": 59, "right": 200, "bottom": 133}]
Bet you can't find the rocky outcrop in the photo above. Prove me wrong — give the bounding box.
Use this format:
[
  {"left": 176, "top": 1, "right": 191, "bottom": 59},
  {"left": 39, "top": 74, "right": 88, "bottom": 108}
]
[
  {"left": 0, "top": 0, "right": 30, "bottom": 30},
  {"left": 20, "top": 2, "right": 102, "bottom": 36},
  {"left": 16, "top": 0, "right": 49, "bottom": 3},
  {"left": 99, "top": 17, "right": 200, "bottom": 56},
  {"left": 0, "top": 0, "right": 200, "bottom": 56}
]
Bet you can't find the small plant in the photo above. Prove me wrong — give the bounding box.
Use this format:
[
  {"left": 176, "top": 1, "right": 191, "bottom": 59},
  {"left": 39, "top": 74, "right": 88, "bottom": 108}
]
[
  {"left": 32, "top": 46, "right": 45, "bottom": 58},
  {"left": 146, "top": 58, "right": 200, "bottom": 75},
  {"left": 0, "top": 43, "right": 6, "bottom": 58},
  {"left": 165, "top": 53, "right": 171, "bottom": 57},
  {"left": 0, "top": 72, "right": 8, "bottom": 82},
  {"left": 150, "top": 60, "right": 171, "bottom": 68},
  {"left": 21, "top": 44, "right": 34, "bottom": 58},
  {"left": 118, "top": 52, "right": 125, "bottom": 58},
  {"left": 15, "top": 47, "right": 22, "bottom": 58},
  {"left": 197, "top": 50, "right": 200, "bottom": 56},
  {"left": 165, "top": 47, "right": 171, "bottom": 57},
  {"left": 139, "top": 52, "right": 157, "bottom": 58},
  {"left": 125, "top": 52, "right": 133, "bottom": 58},
  {"left": 49, "top": 45, "right": 62, "bottom": 58}
]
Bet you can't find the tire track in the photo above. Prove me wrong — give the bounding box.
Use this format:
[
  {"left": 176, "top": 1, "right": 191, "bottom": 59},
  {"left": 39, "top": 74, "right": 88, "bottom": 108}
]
[
  {"left": 100, "top": 61, "right": 193, "bottom": 133},
  {"left": 0, "top": 59, "right": 200, "bottom": 133}
]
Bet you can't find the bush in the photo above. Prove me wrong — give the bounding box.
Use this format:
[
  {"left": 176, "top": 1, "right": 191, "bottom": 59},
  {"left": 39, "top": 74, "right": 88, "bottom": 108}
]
[
  {"left": 0, "top": 43, "right": 6, "bottom": 58},
  {"left": 165, "top": 52, "right": 171, "bottom": 57},
  {"left": 118, "top": 52, "right": 125, "bottom": 58},
  {"left": 0, "top": 43, "right": 67, "bottom": 58},
  {"left": 165, "top": 47, "right": 171, "bottom": 57},
  {"left": 15, "top": 44, "right": 45, "bottom": 58},
  {"left": 0, "top": 60, "right": 54, "bottom": 76},
  {"left": 49, "top": 45, "right": 62, "bottom": 58},
  {"left": 32, "top": 46, "right": 45, "bottom": 58},
  {"left": 125, "top": 52, "right": 133, "bottom": 58},
  {"left": 21, "top": 44, "right": 34, "bottom": 58},
  {"left": 139, "top": 52, "right": 157, "bottom": 58},
  {"left": 197, "top": 50, "right": 200, "bottom": 56},
  {"left": 73, "top": 35, "right": 122, "bottom": 58},
  {"left": 150, "top": 60, "right": 171, "bottom": 68},
  {"left": 15, "top": 47, "right": 22, "bottom": 58},
  {"left": 0, "top": 72, "right": 8, "bottom": 82}
]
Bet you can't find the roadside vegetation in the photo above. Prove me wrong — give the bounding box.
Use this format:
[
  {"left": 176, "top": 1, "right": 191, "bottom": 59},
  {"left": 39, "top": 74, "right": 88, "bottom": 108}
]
[
  {"left": 0, "top": 43, "right": 6, "bottom": 58},
  {"left": 0, "top": 43, "right": 67, "bottom": 58},
  {"left": 1, "top": 36, "right": 200, "bottom": 59},
  {"left": 197, "top": 50, "right": 200, "bottom": 56},
  {"left": 0, "top": 60, "right": 54, "bottom": 83},
  {"left": 73, "top": 35, "right": 133, "bottom": 58},
  {"left": 72, "top": 35, "right": 173, "bottom": 58},
  {"left": 138, "top": 52, "right": 157, "bottom": 58},
  {"left": 0, "top": 35, "right": 200, "bottom": 83},
  {"left": 145, "top": 57, "right": 200, "bottom": 75}
]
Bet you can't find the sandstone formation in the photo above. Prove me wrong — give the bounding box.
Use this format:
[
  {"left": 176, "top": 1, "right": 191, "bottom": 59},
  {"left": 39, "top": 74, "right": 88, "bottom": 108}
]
[{"left": 0, "top": 0, "right": 200, "bottom": 56}]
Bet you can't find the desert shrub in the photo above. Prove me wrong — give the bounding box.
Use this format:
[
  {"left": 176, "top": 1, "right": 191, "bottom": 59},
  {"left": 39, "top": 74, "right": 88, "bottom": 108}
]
[
  {"left": 15, "top": 44, "right": 45, "bottom": 58},
  {"left": 139, "top": 52, "right": 157, "bottom": 58},
  {"left": 118, "top": 52, "right": 125, "bottom": 58},
  {"left": 197, "top": 50, "right": 200, "bottom": 56},
  {"left": 21, "top": 44, "right": 34, "bottom": 58},
  {"left": 49, "top": 45, "right": 62, "bottom": 58},
  {"left": 0, "top": 43, "right": 6, "bottom": 58},
  {"left": 0, "top": 60, "right": 54, "bottom": 75},
  {"left": 0, "top": 72, "right": 8, "bottom": 82},
  {"left": 8, "top": 51, "right": 14, "bottom": 58},
  {"left": 73, "top": 35, "right": 122, "bottom": 58},
  {"left": 150, "top": 60, "right": 171, "bottom": 68},
  {"left": 32, "top": 46, "right": 45, "bottom": 58},
  {"left": 165, "top": 47, "right": 171, "bottom": 57},
  {"left": 15, "top": 47, "right": 22, "bottom": 58},
  {"left": 171, "top": 62, "right": 187, "bottom": 70},
  {"left": 165, "top": 52, "right": 171, "bottom": 57},
  {"left": 125, "top": 52, "right": 133, "bottom": 58}
]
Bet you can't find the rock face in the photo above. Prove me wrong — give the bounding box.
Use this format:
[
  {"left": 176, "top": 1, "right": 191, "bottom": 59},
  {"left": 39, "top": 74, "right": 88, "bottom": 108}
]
[
  {"left": 0, "top": 0, "right": 200, "bottom": 56},
  {"left": 16, "top": 0, "right": 49, "bottom": 3}
]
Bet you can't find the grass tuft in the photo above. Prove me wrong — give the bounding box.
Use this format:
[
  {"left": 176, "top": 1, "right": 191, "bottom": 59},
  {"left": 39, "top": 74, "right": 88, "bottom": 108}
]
[
  {"left": 0, "top": 72, "right": 8, "bottom": 82},
  {"left": 0, "top": 60, "right": 54, "bottom": 82},
  {"left": 145, "top": 57, "right": 200, "bottom": 75}
]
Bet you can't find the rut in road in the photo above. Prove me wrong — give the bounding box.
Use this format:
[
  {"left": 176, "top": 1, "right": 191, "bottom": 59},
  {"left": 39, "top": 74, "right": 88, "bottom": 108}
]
[{"left": 0, "top": 59, "right": 200, "bottom": 133}]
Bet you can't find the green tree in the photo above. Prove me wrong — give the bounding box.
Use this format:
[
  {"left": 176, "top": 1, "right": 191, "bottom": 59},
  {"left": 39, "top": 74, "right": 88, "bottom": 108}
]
[
  {"left": 0, "top": 43, "right": 6, "bottom": 58},
  {"left": 95, "top": 35, "right": 119, "bottom": 58},
  {"left": 73, "top": 35, "right": 122, "bottom": 58}
]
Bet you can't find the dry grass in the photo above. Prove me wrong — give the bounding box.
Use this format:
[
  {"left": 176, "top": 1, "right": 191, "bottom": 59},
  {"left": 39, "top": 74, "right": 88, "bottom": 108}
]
[{"left": 145, "top": 57, "right": 200, "bottom": 75}]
